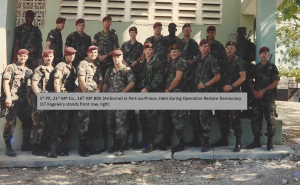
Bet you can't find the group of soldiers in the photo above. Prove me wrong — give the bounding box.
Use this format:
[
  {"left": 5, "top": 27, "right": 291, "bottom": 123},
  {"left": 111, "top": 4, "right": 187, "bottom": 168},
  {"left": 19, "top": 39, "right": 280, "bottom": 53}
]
[{"left": 1, "top": 10, "right": 280, "bottom": 158}]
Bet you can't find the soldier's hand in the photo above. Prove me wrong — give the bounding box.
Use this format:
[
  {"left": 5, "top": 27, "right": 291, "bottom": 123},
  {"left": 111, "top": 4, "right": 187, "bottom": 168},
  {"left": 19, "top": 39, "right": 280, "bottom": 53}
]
[
  {"left": 141, "top": 88, "right": 148, "bottom": 93},
  {"left": 165, "top": 89, "right": 169, "bottom": 93},
  {"left": 187, "top": 59, "right": 192, "bottom": 65},
  {"left": 99, "top": 55, "right": 107, "bottom": 62},
  {"left": 197, "top": 82, "right": 205, "bottom": 89},
  {"left": 164, "top": 68, "right": 168, "bottom": 74},
  {"left": 253, "top": 90, "right": 261, "bottom": 99},
  {"left": 5, "top": 97, "right": 12, "bottom": 108},
  {"left": 258, "top": 89, "right": 266, "bottom": 99},
  {"left": 130, "top": 61, "right": 137, "bottom": 68},
  {"left": 223, "top": 85, "right": 233, "bottom": 92}
]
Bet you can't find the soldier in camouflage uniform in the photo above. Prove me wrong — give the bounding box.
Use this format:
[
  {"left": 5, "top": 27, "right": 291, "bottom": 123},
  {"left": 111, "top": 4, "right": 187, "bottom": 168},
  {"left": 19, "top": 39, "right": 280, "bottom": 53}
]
[
  {"left": 160, "top": 44, "right": 188, "bottom": 153},
  {"left": 12, "top": 10, "right": 42, "bottom": 71},
  {"left": 92, "top": 16, "right": 119, "bottom": 80},
  {"left": 164, "top": 23, "right": 181, "bottom": 47},
  {"left": 134, "top": 43, "right": 163, "bottom": 153},
  {"left": 102, "top": 50, "right": 135, "bottom": 156},
  {"left": 212, "top": 41, "right": 246, "bottom": 152},
  {"left": 65, "top": 18, "right": 91, "bottom": 71},
  {"left": 2, "top": 49, "right": 33, "bottom": 157},
  {"left": 45, "top": 17, "right": 66, "bottom": 67},
  {"left": 206, "top": 26, "right": 226, "bottom": 67},
  {"left": 30, "top": 49, "right": 56, "bottom": 156},
  {"left": 193, "top": 40, "right": 221, "bottom": 152},
  {"left": 51, "top": 47, "right": 77, "bottom": 157},
  {"left": 247, "top": 47, "right": 279, "bottom": 151},
  {"left": 77, "top": 46, "right": 103, "bottom": 157}
]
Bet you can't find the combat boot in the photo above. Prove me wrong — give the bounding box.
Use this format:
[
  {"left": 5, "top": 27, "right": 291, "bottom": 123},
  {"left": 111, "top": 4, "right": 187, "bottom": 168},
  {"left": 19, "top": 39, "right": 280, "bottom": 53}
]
[
  {"left": 57, "top": 138, "right": 69, "bottom": 156},
  {"left": 246, "top": 136, "right": 261, "bottom": 149},
  {"left": 171, "top": 138, "right": 185, "bottom": 154},
  {"left": 21, "top": 136, "right": 32, "bottom": 151},
  {"left": 32, "top": 144, "right": 47, "bottom": 156},
  {"left": 133, "top": 138, "right": 148, "bottom": 150},
  {"left": 5, "top": 139, "right": 16, "bottom": 157},
  {"left": 115, "top": 139, "right": 124, "bottom": 157},
  {"left": 108, "top": 136, "right": 118, "bottom": 153},
  {"left": 78, "top": 139, "right": 90, "bottom": 157},
  {"left": 185, "top": 136, "right": 202, "bottom": 147},
  {"left": 201, "top": 138, "right": 210, "bottom": 152},
  {"left": 143, "top": 142, "right": 155, "bottom": 153},
  {"left": 157, "top": 134, "right": 169, "bottom": 151},
  {"left": 211, "top": 133, "right": 228, "bottom": 147},
  {"left": 233, "top": 136, "right": 242, "bottom": 152},
  {"left": 267, "top": 136, "right": 274, "bottom": 151}
]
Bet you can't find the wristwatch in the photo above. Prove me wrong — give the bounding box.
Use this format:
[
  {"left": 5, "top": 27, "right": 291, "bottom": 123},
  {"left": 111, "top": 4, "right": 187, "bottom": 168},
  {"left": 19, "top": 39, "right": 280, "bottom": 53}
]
[
  {"left": 231, "top": 84, "right": 234, "bottom": 88},
  {"left": 204, "top": 82, "right": 207, "bottom": 88}
]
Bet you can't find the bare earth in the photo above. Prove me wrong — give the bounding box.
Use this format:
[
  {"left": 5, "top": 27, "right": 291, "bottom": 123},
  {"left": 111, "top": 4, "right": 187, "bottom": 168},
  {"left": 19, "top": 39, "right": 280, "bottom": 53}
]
[{"left": 0, "top": 101, "right": 299, "bottom": 185}]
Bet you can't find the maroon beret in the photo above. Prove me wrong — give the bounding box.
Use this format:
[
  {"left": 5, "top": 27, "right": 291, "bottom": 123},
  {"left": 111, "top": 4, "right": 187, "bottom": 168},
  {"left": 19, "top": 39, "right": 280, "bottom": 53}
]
[
  {"left": 113, "top": 50, "right": 123, "bottom": 57},
  {"left": 143, "top": 43, "right": 153, "bottom": 50},
  {"left": 207, "top": 26, "right": 216, "bottom": 32},
  {"left": 76, "top": 18, "right": 85, "bottom": 25},
  {"left": 43, "top": 49, "right": 54, "bottom": 58},
  {"left": 64, "top": 47, "right": 76, "bottom": 56},
  {"left": 168, "top": 23, "right": 176, "bottom": 28},
  {"left": 168, "top": 44, "right": 180, "bottom": 52},
  {"left": 129, "top": 26, "right": 137, "bottom": 32},
  {"left": 225, "top": 41, "right": 236, "bottom": 48},
  {"left": 153, "top": 22, "right": 162, "bottom": 29},
  {"left": 25, "top": 10, "right": 35, "bottom": 17},
  {"left": 56, "top": 17, "right": 66, "bottom": 24},
  {"left": 182, "top": 23, "right": 191, "bottom": 30},
  {"left": 259, "top": 47, "right": 270, "bottom": 54},
  {"left": 87, "top": 46, "right": 98, "bottom": 53},
  {"left": 103, "top": 15, "right": 112, "bottom": 22},
  {"left": 17, "top": 49, "right": 29, "bottom": 55},
  {"left": 199, "top": 39, "right": 209, "bottom": 46}
]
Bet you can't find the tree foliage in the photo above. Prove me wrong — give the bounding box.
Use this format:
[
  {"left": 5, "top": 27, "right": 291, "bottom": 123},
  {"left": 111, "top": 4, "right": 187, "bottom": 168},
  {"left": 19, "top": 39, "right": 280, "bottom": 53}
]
[
  {"left": 279, "top": 66, "right": 300, "bottom": 82},
  {"left": 276, "top": 0, "right": 300, "bottom": 66}
]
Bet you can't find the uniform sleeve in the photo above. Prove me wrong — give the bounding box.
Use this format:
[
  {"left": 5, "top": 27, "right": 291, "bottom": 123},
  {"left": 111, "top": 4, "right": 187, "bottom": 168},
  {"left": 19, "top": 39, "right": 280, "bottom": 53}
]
[
  {"left": 211, "top": 58, "right": 221, "bottom": 75},
  {"left": 14, "top": 26, "right": 20, "bottom": 41},
  {"left": 103, "top": 69, "right": 109, "bottom": 84},
  {"left": 120, "top": 43, "right": 125, "bottom": 52},
  {"left": 138, "top": 43, "right": 143, "bottom": 57},
  {"left": 114, "top": 34, "right": 119, "bottom": 48},
  {"left": 54, "top": 63, "right": 64, "bottom": 79},
  {"left": 37, "top": 28, "right": 43, "bottom": 43},
  {"left": 271, "top": 64, "right": 280, "bottom": 81},
  {"left": 249, "top": 65, "right": 256, "bottom": 79},
  {"left": 65, "top": 33, "right": 72, "bottom": 46},
  {"left": 127, "top": 68, "right": 135, "bottom": 83},
  {"left": 32, "top": 67, "right": 42, "bottom": 81},
  {"left": 46, "top": 30, "right": 55, "bottom": 43},
  {"left": 3, "top": 65, "right": 14, "bottom": 80},
  {"left": 176, "top": 59, "right": 186, "bottom": 72},
  {"left": 237, "top": 58, "right": 246, "bottom": 72},
  {"left": 77, "top": 61, "right": 87, "bottom": 76},
  {"left": 145, "top": 60, "right": 163, "bottom": 91},
  {"left": 87, "top": 36, "right": 92, "bottom": 46},
  {"left": 192, "top": 40, "right": 200, "bottom": 58},
  {"left": 92, "top": 33, "right": 98, "bottom": 46}
]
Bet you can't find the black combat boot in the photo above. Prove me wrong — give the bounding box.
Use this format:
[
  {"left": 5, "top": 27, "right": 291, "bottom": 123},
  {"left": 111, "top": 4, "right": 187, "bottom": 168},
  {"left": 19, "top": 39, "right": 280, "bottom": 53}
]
[
  {"left": 185, "top": 136, "right": 202, "bottom": 147},
  {"left": 57, "top": 138, "right": 69, "bottom": 156},
  {"left": 246, "top": 135, "right": 261, "bottom": 149},
  {"left": 115, "top": 139, "right": 124, "bottom": 157},
  {"left": 78, "top": 139, "right": 90, "bottom": 157},
  {"left": 211, "top": 133, "right": 228, "bottom": 147},
  {"left": 133, "top": 138, "right": 148, "bottom": 149},
  {"left": 143, "top": 142, "right": 155, "bottom": 153},
  {"left": 108, "top": 136, "right": 118, "bottom": 153},
  {"left": 267, "top": 136, "right": 274, "bottom": 151},
  {"left": 157, "top": 134, "right": 169, "bottom": 151},
  {"left": 32, "top": 144, "right": 47, "bottom": 156},
  {"left": 201, "top": 138, "right": 210, "bottom": 152},
  {"left": 233, "top": 136, "right": 242, "bottom": 152},
  {"left": 5, "top": 139, "right": 16, "bottom": 157},
  {"left": 21, "top": 136, "right": 32, "bottom": 151},
  {"left": 171, "top": 138, "right": 185, "bottom": 154}
]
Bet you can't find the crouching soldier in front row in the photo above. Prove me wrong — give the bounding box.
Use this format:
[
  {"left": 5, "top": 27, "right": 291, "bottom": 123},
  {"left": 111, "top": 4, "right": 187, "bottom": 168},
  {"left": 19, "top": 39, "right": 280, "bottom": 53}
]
[
  {"left": 3, "top": 49, "right": 33, "bottom": 157},
  {"left": 102, "top": 50, "right": 135, "bottom": 156}
]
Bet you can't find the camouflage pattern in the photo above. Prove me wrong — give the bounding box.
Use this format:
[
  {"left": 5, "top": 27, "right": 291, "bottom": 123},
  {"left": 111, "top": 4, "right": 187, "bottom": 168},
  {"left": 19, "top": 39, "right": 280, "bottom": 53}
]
[
  {"left": 139, "top": 110, "right": 158, "bottom": 143},
  {"left": 170, "top": 110, "right": 187, "bottom": 138},
  {"left": 180, "top": 38, "right": 200, "bottom": 61},
  {"left": 65, "top": 31, "right": 91, "bottom": 69},
  {"left": 107, "top": 110, "right": 127, "bottom": 139},
  {"left": 250, "top": 60, "right": 280, "bottom": 137},
  {"left": 216, "top": 110, "right": 243, "bottom": 136},
  {"left": 199, "top": 110, "right": 210, "bottom": 138},
  {"left": 32, "top": 65, "right": 55, "bottom": 92},
  {"left": 164, "top": 35, "right": 181, "bottom": 47},
  {"left": 78, "top": 110, "right": 90, "bottom": 140},
  {"left": 53, "top": 61, "right": 77, "bottom": 92},
  {"left": 166, "top": 57, "right": 188, "bottom": 92},
  {"left": 14, "top": 24, "right": 43, "bottom": 70},
  {"left": 120, "top": 40, "right": 143, "bottom": 65},
  {"left": 46, "top": 28, "right": 63, "bottom": 66},
  {"left": 209, "top": 40, "right": 226, "bottom": 65},
  {"left": 144, "top": 36, "right": 169, "bottom": 67},
  {"left": 92, "top": 30, "right": 119, "bottom": 78}
]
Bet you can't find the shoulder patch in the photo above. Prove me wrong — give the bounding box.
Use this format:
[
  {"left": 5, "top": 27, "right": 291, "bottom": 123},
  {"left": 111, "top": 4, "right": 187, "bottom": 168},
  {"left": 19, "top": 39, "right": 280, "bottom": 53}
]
[{"left": 50, "top": 35, "right": 54, "bottom": 39}]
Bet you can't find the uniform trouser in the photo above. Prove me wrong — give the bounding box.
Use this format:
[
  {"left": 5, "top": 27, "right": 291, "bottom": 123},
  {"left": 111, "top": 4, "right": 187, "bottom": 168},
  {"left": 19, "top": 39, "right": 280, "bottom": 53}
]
[
  {"left": 215, "top": 110, "right": 243, "bottom": 137},
  {"left": 160, "top": 110, "right": 174, "bottom": 137},
  {"left": 78, "top": 110, "right": 90, "bottom": 140},
  {"left": 107, "top": 110, "right": 127, "bottom": 139},
  {"left": 55, "top": 110, "right": 69, "bottom": 139},
  {"left": 3, "top": 99, "right": 33, "bottom": 142},
  {"left": 139, "top": 110, "right": 158, "bottom": 143},
  {"left": 170, "top": 110, "right": 186, "bottom": 139},
  {"left": 189, "top": 110, "right": 201, "bottom": 138},
  {"left": 251, "top": 99, "right": 276, "bottom": 137},
  {"left": 199, "top": 110, "right": 211, "bottom": 139}
]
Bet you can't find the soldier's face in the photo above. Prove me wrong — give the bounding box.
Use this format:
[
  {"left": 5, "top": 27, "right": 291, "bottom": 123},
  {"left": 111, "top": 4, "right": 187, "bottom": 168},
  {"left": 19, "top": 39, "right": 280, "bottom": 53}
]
[
  {"left": 43, "top": 53, "right": 54, "bottom": 66},
  {"left": 182, "top": 27, "right": 192, "bottom": 37},
  {"left": 17, "top": 54, "right": 28, "bottom": 64},
  {"left": 129, "top": 31, "right": 137, "bottom": 39},
  {"left": 57, "top": 22, "right": 65, "bottom": 31},
  {"left": 25, "top": 15, "right": 34, "bottom": 24},
  {"left": 259, "top": 52, "right": 270, "bottom": 61},
  {"left": 87, "top": 50, "right": 98, "bottom": 61},
  {"left": 102, "top": 20, "right": 112, "bottom": 29},
  {"left": 199, "top": 43, "right": 210, "bottom": 55},
  {"left": 225, "top": 46, "right": 236, "bottom": 57},
  {"left": 76, "top": 23, "right": 85, "bottom": 32},
  {"left": 113, "top": 55, "right": 123, "bottom": 65},
  {"left": 170, "top": 49, "right": 181, "bottom": 60},
  {"left": 154, "top": 26, "right": 162, "bottom": 35},
  {"left": 168, "top": 26, "right": 177, "bottom": 35},
  {"left": 207, "top": 31, "right": 216, "bottom": 40},
  {"left": 65, "top": 53, "right": 75, "bottom": 63},
  {"left": 144, "top": 48, "right": 154, "bottom": 57}
]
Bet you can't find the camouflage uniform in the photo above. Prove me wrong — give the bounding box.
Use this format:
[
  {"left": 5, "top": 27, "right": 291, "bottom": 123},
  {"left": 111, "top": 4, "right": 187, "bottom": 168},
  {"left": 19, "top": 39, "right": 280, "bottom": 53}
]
[
  {"left": 92, "top": 30, "right": 119, "bottom": 79},
  {"left": 250, "top": 61, "right": 279, "bottom": 137},
  {"left": 104, "top": 65, "right": 135, "bottom": 139},
  {"left": 14, "top": 24, "right": 43, "bottom": 70},
  {"left": 144, "top": 36, "right": 169, "bottom": 67},
  {"left": 46, "top": 28, "right": 63, "bottom": 67},
  {"left": 134, "top": 54, "right": 163, "bottom": 143},
  {"left": 193, "top": 55, "right": 220, "bottom": 138},
  {"left": 165, "top": 57, "right": 188, "bottom": 139},
  {"left": 216, "top": 56, "right": 246, "bottom": 137},
  {"left": 164, "top": 35, "right": 181, "bottom": 47},
  {"left": 77, "top": 58, "right": 102, "bottom": 140},
  {"left": 30, "top": 65, "right": 55, "bottom": 145},
  {"left": 65, "top": 31, "right": 91, "bottom": 70},
  {"left": 2, "top": 63, "right": 33, "bottom": 145}
]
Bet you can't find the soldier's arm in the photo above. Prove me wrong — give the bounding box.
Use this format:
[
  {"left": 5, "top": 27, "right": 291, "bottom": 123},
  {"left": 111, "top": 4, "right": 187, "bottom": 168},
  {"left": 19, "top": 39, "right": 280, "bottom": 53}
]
[
  {"left": 97, "top": 79, "right": 103, "bottom": 92},
  {"left": 257, "top": 65, "right": 280, "bottom": 98},
  {"left": 121, "top": 81, "right": 134, "bottom": 92},
  {"left": 198, "top": 73, "right": 221, "bottom": 89},
  {"left": 249, "top": 78, "right": 261, "bottom": 99},
  {"left": 12, "top": 39, "right": 19, "bottom": 63},
  {"left": 32, "top": 79, "right": 40, "bottom": 96},
  {"left": 54, "top": 77, "right": 61, "bottom": 92},
  {"left": 78, "top": 75, "right": 88, "bottom": 92},
  {"left": 3, "top": 79, "right": 12, "bottom": 108},
  {"left": 35, "top": 43, "right": 42, "bottom": 65},
  {"left": 45, "top": 41, "right": 52, "bottom": 50},
  {"left": 166, "top": 70, "right": 183, "bottom": 92},
  {"left": 102, "top": 83, "right": 108, "bottom": 92},
  {"left": 145, "top": 62, "right": 163, "bottom": 92},
  {"left": 223, "top": 71, "right": 246, "bottom": 92}
]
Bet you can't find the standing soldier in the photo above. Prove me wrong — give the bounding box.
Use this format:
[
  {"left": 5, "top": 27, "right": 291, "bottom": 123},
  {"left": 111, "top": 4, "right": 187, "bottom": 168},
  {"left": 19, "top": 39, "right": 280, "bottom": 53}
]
[
  {"left": 77, "top": 46, "right": 103, "bottom": 157},
  {"left": 45, "top": 17, "right": 66, "bottom": 67},
  {"left": 193, "top": 39, "right": 221, "bottom": 152},
  {"left": 30, "top": 49, "right": 56, "bottom": 156},
  {"left": 102, "top": 50, "right": 135, "bottom": 156},
  {"left": 161, "top": 44, "right": 188, "bottom": 153},
  {"left": 164, "top": 23, "right": 181, "bottom": 47},
  {"left": 92, "top": 16, "right": 119, "bottom": 80},
  {"left": 135, "top": 43, "right": 163, "bottom": 153},
  {"left": 212, "top": 41, "right": 246, "bottom": 152},
  {"left": 2, "top": 49, "right": 33, "bottom": 157},
  {"left": 206, "top": 26, "right": 226, "bottom": 65},
  {"left": 65, "top": 18, "right": 91, "bottom": 71},
  {"left": 247, "top": 47, "right": 279, "bottom": 151},
  {"left": 12, "top": 10, "right": 43, "bottom": 71},
  {"left": 49, "top": 47, "right": 77, "bottom": 157}
]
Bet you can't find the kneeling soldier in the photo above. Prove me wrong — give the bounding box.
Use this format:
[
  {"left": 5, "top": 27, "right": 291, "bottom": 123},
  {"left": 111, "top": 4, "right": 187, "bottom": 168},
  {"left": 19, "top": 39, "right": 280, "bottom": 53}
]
[{"left": 102, "top": 50, "right": 135, "bottom": 156}]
